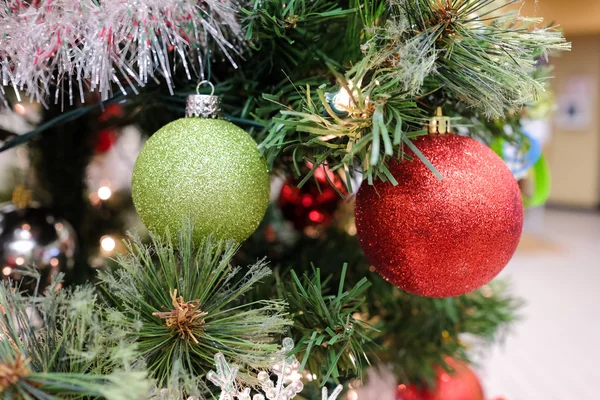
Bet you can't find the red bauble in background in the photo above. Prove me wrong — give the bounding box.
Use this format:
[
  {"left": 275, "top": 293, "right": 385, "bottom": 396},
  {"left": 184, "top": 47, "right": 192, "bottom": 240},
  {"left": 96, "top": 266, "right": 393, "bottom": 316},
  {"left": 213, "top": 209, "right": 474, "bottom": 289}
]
[
  {"left": 95, "top": 104, "right": 123, "bottom": 153},
  {"left": 95, "top": 130, "right": 117, "bottom": 153},
  {"left": 397, "top": 358, "right": 484, "bottom": 400},
  {"left": 99, "top": 104, "right": 124, "bottom": 122},
  {"left": 355, "top": 134, "right": 523, "bottom": 298},
  {"left": 279, "top": 166, "right": 347, "bottom": 230}
]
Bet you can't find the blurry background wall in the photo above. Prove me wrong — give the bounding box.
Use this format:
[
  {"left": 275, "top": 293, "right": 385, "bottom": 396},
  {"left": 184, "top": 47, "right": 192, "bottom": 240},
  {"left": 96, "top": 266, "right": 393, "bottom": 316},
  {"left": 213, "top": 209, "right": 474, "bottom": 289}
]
[{"left": 520, "top": 0, "right": 600, "bottom": 207}]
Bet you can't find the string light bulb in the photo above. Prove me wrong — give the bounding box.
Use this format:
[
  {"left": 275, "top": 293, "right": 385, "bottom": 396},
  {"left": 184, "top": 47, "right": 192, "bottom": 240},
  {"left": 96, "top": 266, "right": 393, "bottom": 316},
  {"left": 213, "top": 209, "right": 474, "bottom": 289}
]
[
  {"left": 14, "top": 103, "right": 26, "bottom": 115},
  {"left": 330, "top": 81, "right": 361, "bottom": 115},
  {"left": 333, "top": 86, "right": 353, "bottom": 112},
  {"left": 326, "top": 81, "right": 372, "bottom": 118},
  {"left": 100, "top": 236, "right": 116, "bottom": 252},
  {"left": 97, "top": 186, "right": 112, "bottom": 201}
]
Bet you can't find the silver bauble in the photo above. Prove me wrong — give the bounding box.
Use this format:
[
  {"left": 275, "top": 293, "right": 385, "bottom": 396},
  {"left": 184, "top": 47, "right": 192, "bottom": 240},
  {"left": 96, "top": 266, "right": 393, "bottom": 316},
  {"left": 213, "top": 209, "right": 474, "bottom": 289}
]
[{"left": 0, "top": 203, "right": 77, "bottom": 292}]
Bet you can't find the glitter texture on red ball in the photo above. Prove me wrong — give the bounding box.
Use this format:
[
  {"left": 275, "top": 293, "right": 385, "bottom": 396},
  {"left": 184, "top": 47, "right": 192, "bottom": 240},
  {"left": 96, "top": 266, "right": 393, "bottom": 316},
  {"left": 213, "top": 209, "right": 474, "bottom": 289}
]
[
  {"left": 396, "top": 358, "right": 484, "bottom": 400},
  {"left": 355, "top": 134, "right": 523, "bottom": 298}
]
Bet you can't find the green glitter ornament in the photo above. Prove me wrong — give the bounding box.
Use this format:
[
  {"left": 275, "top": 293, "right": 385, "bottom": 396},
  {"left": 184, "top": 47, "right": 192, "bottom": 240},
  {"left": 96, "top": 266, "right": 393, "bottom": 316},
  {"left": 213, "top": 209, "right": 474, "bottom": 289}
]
[{"left": 132, "top": 84, "right": 270, "bottom": 244}]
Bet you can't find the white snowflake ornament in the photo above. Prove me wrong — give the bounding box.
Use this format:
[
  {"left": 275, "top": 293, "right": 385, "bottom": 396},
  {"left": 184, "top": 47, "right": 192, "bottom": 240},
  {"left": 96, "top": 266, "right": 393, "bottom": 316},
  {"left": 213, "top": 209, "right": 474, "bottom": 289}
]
[
  {"left": 321, "top": 386, "right": 344, "bottom": 400},
  {"left": 207, "top": 338, "right": 343, "bottom": 400},
  {"left": 207, "top": 352, "right": 240, "bottom": 400},
  {"left": 254, "top": 337, "right": 303, "bottom": 400}
]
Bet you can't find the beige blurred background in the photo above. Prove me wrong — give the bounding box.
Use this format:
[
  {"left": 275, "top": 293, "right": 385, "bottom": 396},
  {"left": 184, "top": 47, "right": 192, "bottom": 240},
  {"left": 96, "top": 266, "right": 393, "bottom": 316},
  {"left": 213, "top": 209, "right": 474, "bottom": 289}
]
[
  {"left": 479, "top": 2, "right": 600, "bottom": 399},
  {"left": 521, "top": 0, "right": 600, "bottom": 207}
]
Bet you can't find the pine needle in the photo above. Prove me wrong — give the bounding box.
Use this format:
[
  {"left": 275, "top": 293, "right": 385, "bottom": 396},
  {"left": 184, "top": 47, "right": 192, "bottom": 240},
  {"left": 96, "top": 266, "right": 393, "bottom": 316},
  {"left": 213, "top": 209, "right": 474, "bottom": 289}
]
[
  {"left": 258, "top": 0, "right": 569, "bottom": 185},
  {"left": 0, "top": 276, "right": 150, "bottom": 400},
  {"left": 98, "top": 222, "right": 291, "bottom": 392}
]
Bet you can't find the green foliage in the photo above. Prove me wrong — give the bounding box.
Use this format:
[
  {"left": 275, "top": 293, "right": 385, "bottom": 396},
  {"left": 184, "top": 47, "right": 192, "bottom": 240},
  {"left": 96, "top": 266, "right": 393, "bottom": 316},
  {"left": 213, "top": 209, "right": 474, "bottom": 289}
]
[
  {"left": 241, "top": 0, "right": 357, "bottom": 70},
  {"left": 240, "top": 217, "right": 521, "bottom": 387},
  {"left": 259, "top": 0, "right": 569, "bottom": 185},
  {"left": 0, "top": 276, "right": 150, "bottom": 399},
  {"left": 402, "top": 0, "right": 568, "bottom": 117},
  {"left": 97, "top": 224, "right": 291, "bottom": 393},
  {"left": 0, "top": 1, "right": 534, "bottom": 395},
  {"left": 282, "top": 265, "right": 376, "bottom": 385},
  {"left": 372, "top": 280, "right": 521, "bottom": 385}
]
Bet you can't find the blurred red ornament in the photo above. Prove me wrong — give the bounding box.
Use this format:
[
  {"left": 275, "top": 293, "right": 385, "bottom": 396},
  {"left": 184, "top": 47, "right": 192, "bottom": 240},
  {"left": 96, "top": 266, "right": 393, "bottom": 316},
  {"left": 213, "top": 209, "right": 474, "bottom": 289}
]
[
  {"left": 397, "top": 358, "right": 484, "bottom": 400},
  {"left": 279, "top": 165, "right": 347, "bottom": 230},
  {"left": 98, "top": 104, "right": 123, "bottom": 122},
  {"left": 355, "top": 134, "right": 523, "bottom": 298},
  {"left": 95, "top": 129, "right": 117, "bottom": 153}
]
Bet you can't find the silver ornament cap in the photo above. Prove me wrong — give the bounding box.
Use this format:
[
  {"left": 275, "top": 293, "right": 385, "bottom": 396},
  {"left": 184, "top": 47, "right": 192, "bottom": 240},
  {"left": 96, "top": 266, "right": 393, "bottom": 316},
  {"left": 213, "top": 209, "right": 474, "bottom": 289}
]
[{"left": 186, "top": 81, "right": 222, "bottom": 119}]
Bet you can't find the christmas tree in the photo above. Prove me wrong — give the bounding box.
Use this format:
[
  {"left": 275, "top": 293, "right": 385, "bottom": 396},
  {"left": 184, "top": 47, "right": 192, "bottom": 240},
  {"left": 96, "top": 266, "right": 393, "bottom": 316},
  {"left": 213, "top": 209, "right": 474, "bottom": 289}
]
[{"left": 0, "top": 0, "right": 567, "bottom": 399}]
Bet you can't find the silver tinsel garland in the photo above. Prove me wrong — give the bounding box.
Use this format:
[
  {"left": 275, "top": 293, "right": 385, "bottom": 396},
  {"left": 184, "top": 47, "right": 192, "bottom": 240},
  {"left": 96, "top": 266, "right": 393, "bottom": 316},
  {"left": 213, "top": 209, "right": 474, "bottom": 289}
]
[{"left": 0, "top": 0, "right": 243, "bottom": 105}]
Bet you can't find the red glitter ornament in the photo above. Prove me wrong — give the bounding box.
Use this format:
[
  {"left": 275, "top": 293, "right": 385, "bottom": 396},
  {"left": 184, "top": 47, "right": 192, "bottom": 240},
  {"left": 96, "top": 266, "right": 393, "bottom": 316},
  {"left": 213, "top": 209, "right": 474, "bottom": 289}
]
[
  {"left": 397, "top": 358, "right": 484, "bottom": 400},
  {"left": 355, "top": 134, "right": 523, "bottom": 298},
  {"left": 279, "top": 165, "right": 347, "bottom": 230}
]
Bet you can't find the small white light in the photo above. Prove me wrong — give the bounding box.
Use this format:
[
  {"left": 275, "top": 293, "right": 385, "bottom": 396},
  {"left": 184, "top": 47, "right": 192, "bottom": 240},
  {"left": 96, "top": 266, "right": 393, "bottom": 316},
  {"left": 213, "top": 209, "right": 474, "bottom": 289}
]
[
  {"left": 97, "top": 186, "right": 112, "bottom": 201},
  {"left": 14, "top": 103, "right": 26, "bottom": 115},
  {"left": 15, "top": 257, "right": 25, "bottom": 266},
  {"left": 2, "top": 267, "right": 12, "bottom": 276},
  {"left": 100, "top": 236, "right": 116, "bottom": 252},
  {"left": 333, "top": 87, "right": 352, "bottom": 110},
  {"left": 50, "top": 258, "right": 59, "bottom": 267},
  {"left": 347, "top": 223, "right": 357, "bottom": 236}
]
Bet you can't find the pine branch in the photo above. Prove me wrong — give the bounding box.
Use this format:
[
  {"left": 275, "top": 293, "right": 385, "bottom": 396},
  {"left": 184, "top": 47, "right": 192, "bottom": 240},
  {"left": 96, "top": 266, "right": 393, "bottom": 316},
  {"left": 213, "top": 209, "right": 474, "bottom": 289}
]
[
  {"left": 259, "top": 0, "right": 569, "bottom": 186},
  {"left": 403, "top": 0, "right": 569, "bottom": 118},
  {"left": 373, "top": 279, "right": 521, "bottom": 385},
  {"left": 280, "top": 265, "right": 377, "bottom": 385},
  {"left": 0, "top": 276, "right": 150, "bottom": 399},
  {"left": 240, "top": 217, "right": 522, "bottom": 387},
  {"left": 241, "top": 0, "right": 358, "bottom": 73},
  {"left": 97, "top": 222, "right": 291, "bottom": 393}
]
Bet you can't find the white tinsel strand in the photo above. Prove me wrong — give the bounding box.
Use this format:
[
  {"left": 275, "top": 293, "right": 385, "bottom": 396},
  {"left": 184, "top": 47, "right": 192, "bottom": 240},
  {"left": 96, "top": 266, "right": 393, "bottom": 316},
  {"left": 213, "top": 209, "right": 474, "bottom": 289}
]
[{"left": 0, "top": 0, "right": 243, "bottom": 105}]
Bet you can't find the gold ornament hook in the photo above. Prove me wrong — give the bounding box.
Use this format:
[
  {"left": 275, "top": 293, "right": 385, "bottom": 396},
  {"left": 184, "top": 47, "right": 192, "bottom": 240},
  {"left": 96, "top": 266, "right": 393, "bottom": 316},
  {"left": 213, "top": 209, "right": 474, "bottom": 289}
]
[{"left": 428, "top": 107, "right": 451, "bottom": 135}]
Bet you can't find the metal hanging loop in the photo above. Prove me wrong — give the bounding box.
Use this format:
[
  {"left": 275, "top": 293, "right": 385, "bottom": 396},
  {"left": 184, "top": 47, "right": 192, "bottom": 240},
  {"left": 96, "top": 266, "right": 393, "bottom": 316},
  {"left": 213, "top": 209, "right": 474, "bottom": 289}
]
[
  {"left": 196, "top": 80, "right": 215, "bottom": 96},
  {"left": 186, "top": 81, "right": 222, "bottom": 119}
]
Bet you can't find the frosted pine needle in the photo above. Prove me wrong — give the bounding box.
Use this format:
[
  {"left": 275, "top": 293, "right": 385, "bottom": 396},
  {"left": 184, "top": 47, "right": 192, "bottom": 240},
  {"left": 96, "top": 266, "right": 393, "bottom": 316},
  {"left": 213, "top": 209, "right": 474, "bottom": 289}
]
[
  {"left": 98, "top": 225, "right": 291, "bottom": 391},
  {"left": 0, "top": 277, "right": 150, "bottom": 400}
]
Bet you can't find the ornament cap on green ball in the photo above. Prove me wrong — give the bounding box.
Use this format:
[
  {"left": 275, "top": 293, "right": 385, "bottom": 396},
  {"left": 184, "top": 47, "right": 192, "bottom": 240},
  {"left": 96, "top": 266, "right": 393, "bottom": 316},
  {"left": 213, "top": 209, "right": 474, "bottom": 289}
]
[{"left": 132, "top": 87, "right": 270, "bottom": 244}]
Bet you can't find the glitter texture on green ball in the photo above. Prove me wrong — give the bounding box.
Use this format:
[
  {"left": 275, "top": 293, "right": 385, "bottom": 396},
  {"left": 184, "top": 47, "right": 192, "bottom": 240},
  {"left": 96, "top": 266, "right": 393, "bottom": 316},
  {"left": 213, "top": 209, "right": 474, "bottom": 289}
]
[{"left": 132, "top": 86, "right": 270, "bottom": 244}]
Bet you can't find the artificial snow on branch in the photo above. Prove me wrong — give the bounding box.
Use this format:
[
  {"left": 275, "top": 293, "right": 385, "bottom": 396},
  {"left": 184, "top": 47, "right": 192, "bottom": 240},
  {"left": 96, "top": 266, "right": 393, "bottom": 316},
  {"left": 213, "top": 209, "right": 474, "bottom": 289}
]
[
  {"left": 0, "top": 276, "right": 150, "bottom": 399},
  {"left": 0, "top": 0, "right": 243, "bottom": 105}
]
